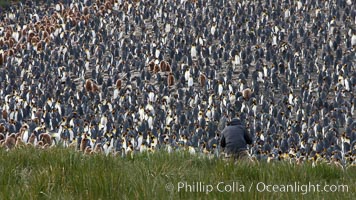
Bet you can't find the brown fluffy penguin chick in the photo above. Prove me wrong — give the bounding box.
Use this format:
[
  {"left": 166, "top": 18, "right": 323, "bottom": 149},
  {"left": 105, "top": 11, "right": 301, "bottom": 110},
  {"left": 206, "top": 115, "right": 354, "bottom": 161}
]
[
  {"left": 199, "top": 73, "right": 207, "bottom": 87},
  {"left": 153, "top": 64, "right": 160, "bottom": 73},
  {"left": 80, "top": 135, "right": 89, "bottom": 152},
  {"left": 85, "top": 79, "right": 93, "bottom": 92},
  {"left": 39, "top": 133, "right": 52, "bottom": 146},
  {"left": 160, "top": 60, "right": 168, "bottom": 72},
  {"left": 84, "top": 146, "right": 93, "bottom": 155},
  {"left": 4, "top": 133, "right": 16, "bottom": 150},
  {"left": 28, "top": 133, "right": 37, "bottom": 146},
  {"left": 15, "top": 137, "right": 26, "bottom": 148},
  {"left": 116, "top": 79, "right": 122, "bottom": 90},
  {"left": 36, "top": 141, "right": 44, "bottom": 149},
  {"left": 167, "top": 72, "right": 175, "bottom": 87},
  {"left": 242, "top": 88, "right": 252, "bottom": 100},
  {"left": 94, "top": 143, "right": 103, "bottom": 154}
]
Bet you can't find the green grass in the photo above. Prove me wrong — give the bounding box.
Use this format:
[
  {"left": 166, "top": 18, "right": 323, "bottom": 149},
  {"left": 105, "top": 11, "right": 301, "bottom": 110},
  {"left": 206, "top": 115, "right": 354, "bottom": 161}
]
[{"left": 0, "top": 147, "right": 355, "bottom": 200}]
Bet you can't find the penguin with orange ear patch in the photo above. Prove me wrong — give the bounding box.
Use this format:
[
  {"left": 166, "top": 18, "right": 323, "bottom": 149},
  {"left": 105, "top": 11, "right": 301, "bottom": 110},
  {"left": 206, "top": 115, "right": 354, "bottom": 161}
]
[
  {"left": 167, "top": 72, "right": 175, "bottom": 87},
  {"left": 19, "top": 124, "right": 29, "bottom": 143}
]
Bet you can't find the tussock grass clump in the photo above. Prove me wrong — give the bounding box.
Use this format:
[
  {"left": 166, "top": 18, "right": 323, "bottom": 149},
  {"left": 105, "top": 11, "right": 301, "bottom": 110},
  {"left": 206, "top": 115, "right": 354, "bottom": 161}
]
[{"left": 0, "top": 147, "right": 355, "bottom": 199}]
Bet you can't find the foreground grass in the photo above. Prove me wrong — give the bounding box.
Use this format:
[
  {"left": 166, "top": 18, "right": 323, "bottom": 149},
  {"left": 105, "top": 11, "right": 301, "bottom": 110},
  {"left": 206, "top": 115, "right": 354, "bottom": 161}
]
[{"left": 0, "top": 147, "right": 355, "bottom": 200}]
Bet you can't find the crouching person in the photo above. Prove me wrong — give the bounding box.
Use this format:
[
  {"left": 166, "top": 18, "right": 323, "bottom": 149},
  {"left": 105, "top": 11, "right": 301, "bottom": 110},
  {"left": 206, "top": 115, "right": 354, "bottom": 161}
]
[{"left": 220, "top": 118, "right": 254, "bottom": 163}]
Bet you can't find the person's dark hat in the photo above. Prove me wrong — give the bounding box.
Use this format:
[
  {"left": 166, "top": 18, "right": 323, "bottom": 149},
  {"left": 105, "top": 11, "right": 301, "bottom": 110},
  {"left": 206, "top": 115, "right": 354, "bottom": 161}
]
[{"left": 228, "top": 118, "right": 241, "bottom": 125}]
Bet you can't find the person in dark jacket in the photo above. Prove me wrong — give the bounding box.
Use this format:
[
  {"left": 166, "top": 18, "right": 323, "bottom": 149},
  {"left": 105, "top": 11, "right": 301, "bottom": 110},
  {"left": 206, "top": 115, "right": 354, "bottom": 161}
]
[{"left": 220, "top": 118, "right": 253, "bottom": 162}]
